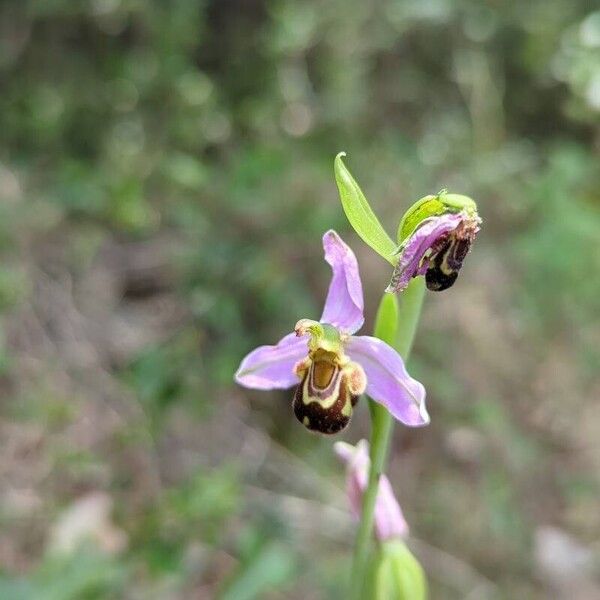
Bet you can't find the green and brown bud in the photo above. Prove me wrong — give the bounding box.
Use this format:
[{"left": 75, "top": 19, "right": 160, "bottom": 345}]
[{"left": 366, "top": 541, "right": 427, "bottom": 600}]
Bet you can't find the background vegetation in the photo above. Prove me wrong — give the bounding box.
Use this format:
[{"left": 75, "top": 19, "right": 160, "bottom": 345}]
[{"left": 0, "top": 1, "right": 598, "bottom": 598}]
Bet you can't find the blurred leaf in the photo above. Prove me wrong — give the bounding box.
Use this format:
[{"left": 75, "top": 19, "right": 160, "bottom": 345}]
[
  {"left": 219, "top": 542, "right": 295, "bottom": 600},
  {"left": 0, "top": 548, "right": 127, "bottom": 600},
  {"left": 0, "top": 579, "right": 36, "bottom": 600},
  {"left": 167, "top": 468, "right": 240, "bottom": 543}
]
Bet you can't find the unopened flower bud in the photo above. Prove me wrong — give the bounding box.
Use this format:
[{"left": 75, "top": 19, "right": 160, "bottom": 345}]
[{"left": 367, "top": 540, "right": 427, "bottom": 600}]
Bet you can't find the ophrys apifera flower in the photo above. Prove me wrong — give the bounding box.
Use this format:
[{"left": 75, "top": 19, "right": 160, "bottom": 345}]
[
  {"left": 235, "top": 230, "right": 428, "bottom": 434},
  {"left": 387, "top": 191, "right": 481, "bottom": 294}
]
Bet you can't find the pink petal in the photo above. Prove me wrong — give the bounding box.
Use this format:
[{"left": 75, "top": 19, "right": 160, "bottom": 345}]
[
  {"left": 387, "top": 212, "right": 464, "bottom": 293},
  {"left": 375, "top": 475, "right": 410, "bottom": 541},
  {"left": 320, "top": 230, "right": 364, "bottom": 335},
  {"left": 235, "top": 332, "right": 307, "bottom": 390},
  {"left": 346, "top": 336, "right": 429, "bottom": 427},
  {"left": 334, "top": 440, "right": 409, "bottom": 541}
]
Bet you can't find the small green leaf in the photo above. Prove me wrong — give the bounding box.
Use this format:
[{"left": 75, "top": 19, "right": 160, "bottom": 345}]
[{"left": 334, "top": 153, "right": 397, "bottom": 264}]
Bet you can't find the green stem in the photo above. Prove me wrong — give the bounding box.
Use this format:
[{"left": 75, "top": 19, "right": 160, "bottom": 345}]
[
  {"left": 351, "top": 278, "right": 426, "bottom": 598},
  {"left": 393, "top": 277, "right": 426, "bottom": 359}
]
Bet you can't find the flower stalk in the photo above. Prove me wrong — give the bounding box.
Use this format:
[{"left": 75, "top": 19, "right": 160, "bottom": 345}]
[{"left": 351, "top": 278, "right": 426, "bottom": 598}]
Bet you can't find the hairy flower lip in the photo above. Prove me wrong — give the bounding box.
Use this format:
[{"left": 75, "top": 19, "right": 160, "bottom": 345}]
[{"left": 235, "top": 230, "right": 429, "bottom": 431}]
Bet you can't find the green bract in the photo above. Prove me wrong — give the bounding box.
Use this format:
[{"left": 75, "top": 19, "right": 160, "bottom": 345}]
[
  {"left": 334, "top": 153, "right": 397, "bottom": 265},
  {"left": 368, "top": 541, "right": 427, "bottom": 600},
  {"left": 397, "top": 190, "right": 478, "bottom": 244}
]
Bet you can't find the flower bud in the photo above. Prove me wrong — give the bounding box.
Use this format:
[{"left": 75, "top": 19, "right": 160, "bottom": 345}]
[
  {"left": 367, "top": 540, "right": 427, "bottom": 600},
  {"left": 334, "top": 440, "right": 410, "bottom": 540}
]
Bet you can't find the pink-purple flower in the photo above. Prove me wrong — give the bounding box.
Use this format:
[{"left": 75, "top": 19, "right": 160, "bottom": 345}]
[
  {"left": 387, "top": 210, "right": 481, "bottom": 294},
  {"left": 235, "top": 230, "right": 429, "bottom": 434},
  {"left": 334, "top": 439, "right": 408, "bottom": 541}
]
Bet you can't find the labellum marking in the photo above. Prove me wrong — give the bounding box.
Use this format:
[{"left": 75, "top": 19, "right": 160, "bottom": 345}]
[
  {"left": 292, "top": 349, "right": 364, "bottom": 435},
  {"left": 293, "top": 368, "right": 358, "bottom": 434},
  {"left": 425, "top": 237, "right": 461, "bottom": 291},
  {"left": 312, "top": 360, "right": 335, "bottom": 388},
  {"left": 425, "top": 218, "right": 478, "bottom": 292}
]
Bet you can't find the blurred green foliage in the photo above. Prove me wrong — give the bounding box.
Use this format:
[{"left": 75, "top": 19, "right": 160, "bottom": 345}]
[
  {"left": 0, "top": 0, "right": 599, "bottom": 598},
  {"left": 0, "top": 548, "right": 126, "bottom": 600}
]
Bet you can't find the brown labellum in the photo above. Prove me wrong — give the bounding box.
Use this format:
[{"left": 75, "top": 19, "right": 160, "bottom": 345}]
[
  {"left": 292, "top": 357, "right": 363, "bottom": 435},
  {"left": 425, "top": 237, "right": 461, "bottom": 291},
  {"left": 425, "top": 218, "right": 477, "bottom": 291}
]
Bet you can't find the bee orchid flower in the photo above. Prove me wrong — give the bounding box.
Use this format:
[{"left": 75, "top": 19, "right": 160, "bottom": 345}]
[
  {"left": 235, "top": 230, "right": 428, "bottom": 434},
  {"left": 387, "top": 193, "right": 482, "bottom": 294}
]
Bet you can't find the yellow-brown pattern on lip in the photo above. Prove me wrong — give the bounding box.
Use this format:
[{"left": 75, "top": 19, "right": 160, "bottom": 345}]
[{"left": 292, "top": 349, "right": 366, "bottom": 434}]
